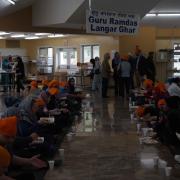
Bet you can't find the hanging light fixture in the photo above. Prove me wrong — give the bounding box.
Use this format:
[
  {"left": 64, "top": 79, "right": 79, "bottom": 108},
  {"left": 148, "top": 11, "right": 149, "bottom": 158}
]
[{"left": 7, "top": 0, "right": 16, "bottom": 5}]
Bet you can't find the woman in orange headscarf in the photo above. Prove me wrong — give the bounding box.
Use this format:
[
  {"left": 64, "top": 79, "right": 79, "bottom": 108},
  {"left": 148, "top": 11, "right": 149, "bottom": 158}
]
[
  {"left": 157, "top": 99, "right": 167, "bottom": 110},
  {"left": 153, "top": 82, "right": 169, "bottom": 104},
  {"left": 28, "top": 81, "right": 41, "bottom": 97},
  {"left": 48, "top": 80, "right": 59, "bottom": 89},
  {"left": 135, "top": 106, "right": 145, "bottom": 118},
  {"left": 143, "top": 79, "right": 154, "bottom": 99},
  {"left": 0, "top": 116, "right": 17, "bottom": 145}
]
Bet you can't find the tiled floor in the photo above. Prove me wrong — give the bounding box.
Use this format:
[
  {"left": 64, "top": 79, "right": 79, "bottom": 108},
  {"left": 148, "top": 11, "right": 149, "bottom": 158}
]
[{"left": 45, "top": 93, "right": 180, "bottom": 179}]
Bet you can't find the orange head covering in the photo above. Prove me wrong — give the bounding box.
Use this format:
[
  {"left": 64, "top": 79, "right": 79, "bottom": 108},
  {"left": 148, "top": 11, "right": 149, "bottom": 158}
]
[
  {"left": 135, "top": 45, "right": 141, "bottom": 55},
  {"left": 48, "top": 88, "right": 60, "bottom": 95},
  {"left": 135, "top": 106, "right": 145, "bottom": 117},
  {"left": 157, "top": 99, "right": 166, "bottom": 109},
  {"left": 30, "top": 81, "right": 38, "bottom": 88},
  {"left": 42, "top": 80, "right": 49, "bottom": 86},
  {"left": 143, "top": 79, "right": 153, "bottom": 89},
  {"left": 35, "top": 98, "right": 45, "bottom": 107},
  {"left": 48, "top": 80, "right": 59, "bottom": 88},
  {"left": 155, "top": 82, "right": 166, "bottom": 93},
  {"left": 0, "top": 116, "right": 17, "bottom": 137},
  {"left": 122, "top": 55, "right": 129, "bottom": 61},
  {"left": 59, "top": 81, "right": 67, "bottom": 88},
  {"left": 0, "top": 146, "right": 11, "bottom": 168}
]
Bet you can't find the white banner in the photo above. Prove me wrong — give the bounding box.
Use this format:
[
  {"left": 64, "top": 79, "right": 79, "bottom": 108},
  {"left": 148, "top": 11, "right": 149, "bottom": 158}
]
[{"left": 86, "top": 10, "right": 140, "bottom": 35}]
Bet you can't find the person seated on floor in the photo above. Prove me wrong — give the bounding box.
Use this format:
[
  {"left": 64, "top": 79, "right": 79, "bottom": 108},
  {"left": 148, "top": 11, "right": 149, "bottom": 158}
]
[
  {"left": 39, "top": 86, "right": 69, "bottom": 118},
  {"left": 0, "top": 112, "right": 46, "bottom": 158},
  {"left": 48, "top": 79, "right": 59, "bottom": 89},
  {"left": 165, "top": 96, "right": 180, "bottom": 150},
  {"left": 17, "top": 97, "right": 46, "bottom": 137},
  {"left": 46, "top": 87, "right": 60, "bottom": 111},
  {"left": 41, "top": 80, "right": 49, "bottom": 91},
  {"left": 67, "top": 78, "right": 75, "bottom": 94},
  {"left": 7, "top": 98, "right": 57, "bottom": 158},
  {"left": 153, "top": 82, "right": 169, "bottom": 104},
  {"left": 4, "top": 96, "right": 21, "bottom": 108},
  {"left": 135, "top": 106, "right": 145, "bottom": 120},
  {"left": 143, "top": 79, "right": 154, "bottom": 101},
  {"left": 0, "top": 145, "right": 12, "bottom": 180},
  {"left": 142, "top": 106, "right": 159, "bottom": 127},
  {"left": 0, "top": 117, "right": 47, "bottom": 179},
  {"left": 154, "top": 99, "right": 167, "bottom": 135},
  {"left": 66, "top": 78, "right": 84, "bottom": 101},
  {"left": 59, "top": 81, "right": 68, "bottom": 93},
  {"left": 168, "top": 77, "right": 180, "bottom": 97},
  {"left": 28, "top": 81, "right": 41, "bottom": 98}
]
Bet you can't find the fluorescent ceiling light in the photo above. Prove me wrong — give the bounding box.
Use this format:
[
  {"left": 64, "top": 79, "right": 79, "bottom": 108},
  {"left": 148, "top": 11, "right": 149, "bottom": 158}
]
[
  {"left": 35, "top": 33, "right": 50, "bottom": 36},
  {"left": 0, "top": 32, "right": 10, "bottom": 35},
  {"left": 158, "top": 14, "right": 180, "bottom": 16},
  {"left": 48, "top": 34, "right": 64, "bottom": 38},
  {"left": 25, "top": 36, "right": 40, "bottom": 40},
  {"left": 7, "top": 0, "right": 15, "bottom": 5},
  {"left": 11, "top": 34, "right": 25, "bottom": 38},
  {"left": 145, "top": 13, "right": 156, "bottom": 17}
]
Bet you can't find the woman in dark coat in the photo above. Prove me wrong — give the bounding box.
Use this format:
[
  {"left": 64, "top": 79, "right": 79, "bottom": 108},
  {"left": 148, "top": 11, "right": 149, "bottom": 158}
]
[
  {"left": 145, "top": 52, "right": 156, "bottom": 82},
  {"left": 16, "top": 56, "right": 25, "bottom": 93}
]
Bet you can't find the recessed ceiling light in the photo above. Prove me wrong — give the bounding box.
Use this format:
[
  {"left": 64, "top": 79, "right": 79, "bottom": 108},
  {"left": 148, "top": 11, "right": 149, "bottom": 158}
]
[
  {"left": 7, "top": 0, "right": 15, "bottom": 5},
  {"left": 11, "top": 34, "right": 25, "bottom": 38},
  {"left": 158, "top": 13, "right": 180, "bottom": 17},
  {"left": 35, "top": 33, "right": 50, "bottom": 36},
  {"left": 48, "top": 34, "right": 64, "bottom": 38},
  {"left": 25, "top": 36, "right": 40, "bottom": 40},
  {"left": 0, "top": 32, "right": 10, "bottom": 35},
  {"left": 145, "top": 14, "right": 156, "bottom": 17}
]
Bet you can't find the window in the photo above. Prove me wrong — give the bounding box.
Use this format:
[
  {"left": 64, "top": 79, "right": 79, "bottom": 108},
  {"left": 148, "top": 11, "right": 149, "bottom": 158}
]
[
  {"left": 38, "top": 47, "right": 53, "bottom": 73},
  {"left": 56, "top": 48, "right": 77, "bottom": 69},
  {"left": 81, "top": 45, "right": 100, "bottom": 63},
  {"left": 39, "top": 47, "right": 53, "bottom": 65},
  {"left": 173, "top": 43, "right": 180, "bottom": 76}
]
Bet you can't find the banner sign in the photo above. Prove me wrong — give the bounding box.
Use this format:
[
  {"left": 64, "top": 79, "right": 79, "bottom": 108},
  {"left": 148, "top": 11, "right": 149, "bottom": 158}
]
[{"left": 86, "top": 10, "right": 140, "bottom": 35}]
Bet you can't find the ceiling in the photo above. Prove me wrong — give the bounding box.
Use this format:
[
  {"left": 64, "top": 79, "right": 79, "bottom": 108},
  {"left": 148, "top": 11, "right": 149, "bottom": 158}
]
[
  {"left": 0, "top": 0, "right": 180, "bottom": 37},
  {"left": 141, "top": 0, "right": 180, "bottom": 27},
  {"left": 0, "top": 0, "right": 35, "bottom": 16}
]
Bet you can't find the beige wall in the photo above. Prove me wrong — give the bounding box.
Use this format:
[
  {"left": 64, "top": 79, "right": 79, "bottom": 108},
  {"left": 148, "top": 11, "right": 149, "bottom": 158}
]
[
  {"left": 0, "top": 40, "right": 6, "bottom": 48},
  {"left": 119, "top": 26, "right": 156, "bottom": 56},
  {"left": 20, "top": 35, "right": 119, "bottom": 61},
  {"left": 2, "top": 26, "right": 180, "bottom": 81}
]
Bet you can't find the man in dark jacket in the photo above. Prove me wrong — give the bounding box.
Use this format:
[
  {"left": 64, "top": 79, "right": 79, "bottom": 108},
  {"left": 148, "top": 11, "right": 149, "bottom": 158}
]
[
  {"left": 134, "top": 47, "right": 146, "bottom": 88},
  {"left": 145, "top": 52, "right": 156, "bottom": 82},
  {"left": 112, "top": 52, "right": 121, "bottom": 96}
]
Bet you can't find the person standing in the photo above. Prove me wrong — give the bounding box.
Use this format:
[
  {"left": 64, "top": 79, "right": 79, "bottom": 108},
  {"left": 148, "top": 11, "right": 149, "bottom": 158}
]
[
  {"left": 118, "top": 55, "right": 131, "bottom": 98},
  {"left": 128, "top": 53, "right": 136, "bottom": 89},
  {"left": 112, "top": 52, "right": 121, "bottom": 96},
  {"left": 2, "top": 58, "right": 10, "bottom": 92},
  {"left": 101, "top": 53, "right": 112, "bottom": 98},
  {"left": 134, "top": 46, "right": 146, "bottom": 88},
  {"left": 92, "top": 57, "right": 101, "bottom": 91},
  {"left": 16, "top": 56, "right": 25, "bottom": 94},
  {"left": 145, "top": 52, "right": 156, "bottom": 82}
]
